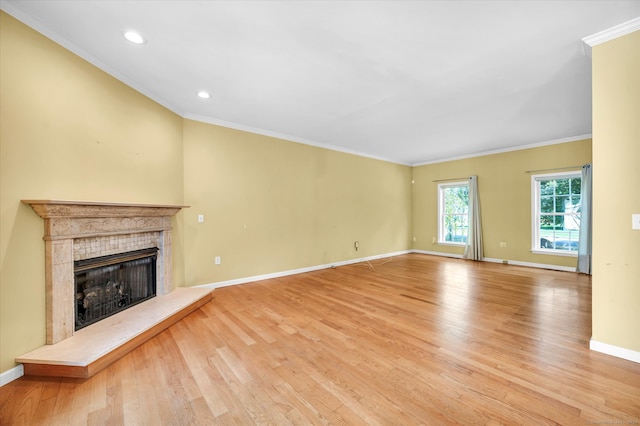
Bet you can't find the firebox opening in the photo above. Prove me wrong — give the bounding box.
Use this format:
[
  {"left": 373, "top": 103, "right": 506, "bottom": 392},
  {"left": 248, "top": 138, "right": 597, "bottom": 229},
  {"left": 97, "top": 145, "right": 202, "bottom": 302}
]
[{"left": 74, "top": 247, "right": 158, "bottom": 330}]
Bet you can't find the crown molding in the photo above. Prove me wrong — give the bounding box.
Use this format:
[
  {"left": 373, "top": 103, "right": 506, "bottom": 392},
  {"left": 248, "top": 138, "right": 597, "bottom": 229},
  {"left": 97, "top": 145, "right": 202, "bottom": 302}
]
[
  {"left": 582, "top": 16, "right": 640, "bottom": 57},
  {"left": 412, "top": 134, "right": 592, "bottom": 167},
  {"left": 183, "top": 113, "right": 412, "bottom": 166}
]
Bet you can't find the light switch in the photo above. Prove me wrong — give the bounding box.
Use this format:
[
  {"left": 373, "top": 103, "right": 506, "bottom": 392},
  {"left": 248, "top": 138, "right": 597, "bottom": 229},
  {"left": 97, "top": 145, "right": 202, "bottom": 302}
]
[
  {"left": 632, "top": 214, "right": 640, "bottom": 230},
  {"left": 198, "top": 214, "right": 204, "bottom": 223}
]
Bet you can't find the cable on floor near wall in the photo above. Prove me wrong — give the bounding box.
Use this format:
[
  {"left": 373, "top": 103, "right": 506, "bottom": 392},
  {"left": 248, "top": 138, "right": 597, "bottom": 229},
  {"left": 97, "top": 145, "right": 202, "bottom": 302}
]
[{"left": 356, "top": 257, "right": 394, "bottom": 271}]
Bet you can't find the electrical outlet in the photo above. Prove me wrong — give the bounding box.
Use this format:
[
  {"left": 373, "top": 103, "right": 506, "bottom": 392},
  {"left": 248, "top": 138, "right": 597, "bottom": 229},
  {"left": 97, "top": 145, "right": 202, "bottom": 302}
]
[
  {"left": 354, "top": 241, "right": 359, "bottom": 251},
  {"left": 499, "top": 242, "right": 507, "bottom": 248},
  {"left": 413, "top": 236, "right": 417, "bottom": 242},
  {"left": 215, "top": 256, "right": 221, "bottom": 265},
  {"left": 633, "top": 214, "right": 640, "bottom": 230},
  {"left": 432, "top": 237, "right": 436, "bottom": 244}
]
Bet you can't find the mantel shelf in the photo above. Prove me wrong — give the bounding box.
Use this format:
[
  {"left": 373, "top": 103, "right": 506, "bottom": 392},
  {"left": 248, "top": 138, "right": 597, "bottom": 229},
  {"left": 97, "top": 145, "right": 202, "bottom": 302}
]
[{"left": 22, "top": 200, "right": 189, "bottom": 219}]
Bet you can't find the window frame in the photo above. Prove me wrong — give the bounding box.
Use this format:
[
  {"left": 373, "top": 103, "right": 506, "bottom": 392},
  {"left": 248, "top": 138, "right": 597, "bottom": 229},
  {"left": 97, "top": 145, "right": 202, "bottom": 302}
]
[
  {"left": 437, "top": 180, "right": 469, "bottom": 246},
  {"left": 530, "top": 171, "right": 581, "bottom": 257}
]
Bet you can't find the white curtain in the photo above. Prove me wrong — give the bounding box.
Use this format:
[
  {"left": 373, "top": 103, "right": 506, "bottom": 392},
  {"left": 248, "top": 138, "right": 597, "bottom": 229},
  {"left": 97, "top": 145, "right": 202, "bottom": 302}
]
[
  {"left": 463, "top": 175, "right": 483, "bottom": 261},
  {"left": 577, "top": 164, "right": 592, "bottom": 274}
]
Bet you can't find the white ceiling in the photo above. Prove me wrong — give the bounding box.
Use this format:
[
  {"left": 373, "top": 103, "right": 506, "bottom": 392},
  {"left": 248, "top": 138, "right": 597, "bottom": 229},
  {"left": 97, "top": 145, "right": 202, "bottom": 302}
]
[{"left": 3, "top": 1, "right": 639, "bottom": 165}]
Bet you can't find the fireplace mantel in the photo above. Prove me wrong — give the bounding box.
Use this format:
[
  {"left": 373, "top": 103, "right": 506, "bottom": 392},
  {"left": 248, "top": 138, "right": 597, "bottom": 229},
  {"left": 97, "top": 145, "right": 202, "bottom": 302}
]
[
  {"left": 22, "top": 200, "right": 188, "bottom": 240},
  {"left": 23, "top": 199, "right": 187, "bottom": 218},
  {"left": 23, "top": 200, "right": 188, "bottom": 344}
]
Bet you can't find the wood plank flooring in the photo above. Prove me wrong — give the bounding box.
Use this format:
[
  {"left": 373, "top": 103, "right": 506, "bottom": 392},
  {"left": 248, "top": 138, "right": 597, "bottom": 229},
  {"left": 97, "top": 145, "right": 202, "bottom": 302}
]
[{"left": 2, "top": 254, "right": 639, "bottom": 425}]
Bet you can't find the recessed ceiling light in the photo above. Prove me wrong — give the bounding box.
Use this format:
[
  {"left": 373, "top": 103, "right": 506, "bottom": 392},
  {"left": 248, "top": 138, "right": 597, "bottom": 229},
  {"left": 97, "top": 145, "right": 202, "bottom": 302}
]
[
  {"left": 124, "top": 31, "right": 146, "bottom": 45},
  {"left": 197, "top": 91, "right": 211, "bottom": 99}
]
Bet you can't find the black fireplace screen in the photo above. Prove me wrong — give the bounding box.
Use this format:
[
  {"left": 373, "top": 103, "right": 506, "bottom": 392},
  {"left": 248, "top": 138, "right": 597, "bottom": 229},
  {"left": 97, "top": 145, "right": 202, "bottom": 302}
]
[{"left": 74, "top": 247, "right": 158, "bottom": 330}]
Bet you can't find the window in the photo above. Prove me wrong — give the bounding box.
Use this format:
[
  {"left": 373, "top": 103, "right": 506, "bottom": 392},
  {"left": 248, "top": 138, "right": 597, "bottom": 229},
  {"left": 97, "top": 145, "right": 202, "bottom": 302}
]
[
  {"left": 438, "top": 181, "right": 469, "bottom": 245},
  {"left": 531, "top": 171, "right": 581, "bottom": 255}
]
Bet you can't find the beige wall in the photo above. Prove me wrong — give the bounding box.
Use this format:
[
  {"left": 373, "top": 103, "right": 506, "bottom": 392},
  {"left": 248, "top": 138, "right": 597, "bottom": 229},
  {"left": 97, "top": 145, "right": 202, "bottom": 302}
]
[
  {"left": 412, "top": 140, "right": 592, "bottom": 267},
  {"left": 183, "top": 120, "right": 413, "bottom": 285},
  {"left": 0, "top": 13, "right": 185, "bottom": 372},
  {"left": 591, "top": 31, "right": 640, "bottom": 352},
  {"left": 2, "top": 9, "right": 635, "bottom": 378},
  {"left": 0, "top": 12, "right": 412, "bottom": 374}
]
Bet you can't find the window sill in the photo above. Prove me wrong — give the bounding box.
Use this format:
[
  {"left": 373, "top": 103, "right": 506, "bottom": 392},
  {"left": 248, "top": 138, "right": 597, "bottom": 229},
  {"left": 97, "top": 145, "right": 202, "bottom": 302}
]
[
  {"left": 438, "top": 242, "right": 466, "bottom": 247},
  {"left": 531, "top": 249, "right": 578, "bottom": 257}
]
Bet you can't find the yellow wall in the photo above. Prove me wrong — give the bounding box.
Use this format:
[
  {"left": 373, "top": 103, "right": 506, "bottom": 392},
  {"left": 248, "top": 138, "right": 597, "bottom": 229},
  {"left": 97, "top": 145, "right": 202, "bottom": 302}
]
[
  {"left": 2, "top": 9, "right": 634, "bottom": 378},
  {"left": 412, "top": 139, "right": 592, "bottom": 267},
  {"left": 0, "top": 13, "right": 185, "bottom": 372},
  {"left": 0, "top": 12, "right": 412, "bottom": 374},
  {"left": 591, "top": 31, "right": 640, "bottom": 352},
  {"left": 183, "top": 120, "right": 413, "bottom": 285}
]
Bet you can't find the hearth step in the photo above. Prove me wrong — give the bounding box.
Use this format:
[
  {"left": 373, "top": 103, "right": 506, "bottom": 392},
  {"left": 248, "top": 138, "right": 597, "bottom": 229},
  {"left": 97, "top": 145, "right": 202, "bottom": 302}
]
[{"left": 16, "top": 287, "right": 214, "bottom": 379}]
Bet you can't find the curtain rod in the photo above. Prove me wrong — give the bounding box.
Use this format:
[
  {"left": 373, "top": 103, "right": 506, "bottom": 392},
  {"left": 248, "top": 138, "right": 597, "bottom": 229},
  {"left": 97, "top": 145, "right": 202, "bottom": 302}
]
[
  {"left": 525, "top": 165, "right": 584, "bottom": 174},
  {"left": 432, "top": 176, "right": 469, "bottom": 182}
]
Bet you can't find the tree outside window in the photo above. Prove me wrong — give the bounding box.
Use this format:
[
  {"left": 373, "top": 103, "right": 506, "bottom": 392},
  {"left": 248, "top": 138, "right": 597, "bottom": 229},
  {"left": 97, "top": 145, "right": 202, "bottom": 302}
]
[
  {"left": 438, "top": 182, "right": 469, "bottom": 244},
  {"left": 532, "top": 172, "right": 581, "bottom": 254}
]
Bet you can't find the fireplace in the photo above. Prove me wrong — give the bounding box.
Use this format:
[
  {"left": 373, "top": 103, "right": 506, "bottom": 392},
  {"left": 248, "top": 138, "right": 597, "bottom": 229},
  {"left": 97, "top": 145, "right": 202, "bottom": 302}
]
[
  {"left": 16, "top": 201, "right": 221, "bottom": 380},
  {"left": 75, "top": 248, "right": 158, "bottom": 330},
  {"left": 22, "top": 200, "right": 187, "bottom": 344}
]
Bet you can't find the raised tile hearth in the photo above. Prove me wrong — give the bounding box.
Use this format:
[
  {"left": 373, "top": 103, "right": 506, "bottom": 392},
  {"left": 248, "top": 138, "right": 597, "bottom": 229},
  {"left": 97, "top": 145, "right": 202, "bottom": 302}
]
[{"left": 17, "top": 287, "right": 213, "bottom": 378}]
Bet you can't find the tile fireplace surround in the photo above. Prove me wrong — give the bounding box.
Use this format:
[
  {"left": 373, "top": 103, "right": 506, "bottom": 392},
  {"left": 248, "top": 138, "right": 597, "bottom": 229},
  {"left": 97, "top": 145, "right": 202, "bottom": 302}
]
[{"left": 22, "top": 200, "right": 188, "bottom": 345}]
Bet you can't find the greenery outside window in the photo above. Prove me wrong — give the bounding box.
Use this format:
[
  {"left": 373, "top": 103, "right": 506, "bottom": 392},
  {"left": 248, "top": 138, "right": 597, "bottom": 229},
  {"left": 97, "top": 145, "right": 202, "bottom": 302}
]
[
  {"left": 438, "top": 181, "right": 469, "bottom": 245},
  {"left": 531, "top": 171, "right": 581, "bottom": 256}
]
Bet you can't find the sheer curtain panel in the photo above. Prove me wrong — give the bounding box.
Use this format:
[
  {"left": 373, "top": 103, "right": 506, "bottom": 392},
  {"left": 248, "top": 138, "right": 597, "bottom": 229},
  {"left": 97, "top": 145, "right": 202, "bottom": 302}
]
[
  {"left": 463, "top": 175, "right": 483, "bottom": 261},
  {"left": 577, "top": 164, "right": 592, "bottom": 274}
]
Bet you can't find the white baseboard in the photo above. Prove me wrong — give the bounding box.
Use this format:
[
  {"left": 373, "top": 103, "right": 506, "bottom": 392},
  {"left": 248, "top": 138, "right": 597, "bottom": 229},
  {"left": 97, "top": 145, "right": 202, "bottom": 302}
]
[
  {"left": 412, "top": 250, "right": 576, "bottom": 272},
  {"left": 196, "top": 250, "right": 413, "bottom": 289},
  {"left": 0, "top": 364, "right": 24, "bottom": 387},
  {"left": 590, "top": 339, "right": 640, "bottom": 364},
  {"left": 199, "top": 250, "right": 579, "bottom": 291},
  {"left": 482, "top": 257, "right": 577, "bottom": 272},
  {"left": 412, "top": 249, "right": 463, "bottom": 259}
]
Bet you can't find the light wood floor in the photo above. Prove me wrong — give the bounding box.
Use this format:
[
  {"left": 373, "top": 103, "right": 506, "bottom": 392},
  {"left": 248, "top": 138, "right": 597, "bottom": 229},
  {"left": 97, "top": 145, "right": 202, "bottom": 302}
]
[{"left": 2, "top": 254, "right": 639, "bottom": 425}]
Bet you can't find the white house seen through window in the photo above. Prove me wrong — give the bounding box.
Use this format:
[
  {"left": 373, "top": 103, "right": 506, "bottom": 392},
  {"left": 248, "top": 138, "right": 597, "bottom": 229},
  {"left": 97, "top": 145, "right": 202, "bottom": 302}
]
[
  {"left": 438, "top": 181, "right": 469, "bottom": 245},
  {"left": 531, "top": 171, "right": 581, "bottom": 255}
]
